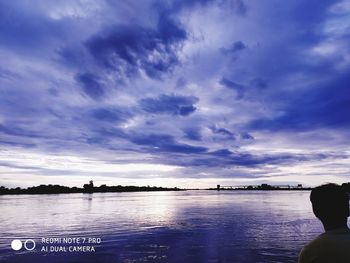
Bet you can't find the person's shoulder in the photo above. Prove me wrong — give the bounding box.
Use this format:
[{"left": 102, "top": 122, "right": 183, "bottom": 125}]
[
  {"left": 299, "top": 229, "right": 350, "bottom": 263},
  {"left": 298, "top": 234, "right": 330, "bottom": 263},
  {"left": 305, "top": 233, "right": 331, "bottom": 249}
]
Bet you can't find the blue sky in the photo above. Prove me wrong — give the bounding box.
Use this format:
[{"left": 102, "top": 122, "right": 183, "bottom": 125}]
[{"left": 0, "top": 0, "right": 350, "bottom": 188}]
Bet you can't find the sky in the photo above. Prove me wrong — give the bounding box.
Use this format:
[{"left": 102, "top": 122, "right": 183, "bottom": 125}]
[{"left": 0, "top": 0, "right": 350, "bottom": 188}]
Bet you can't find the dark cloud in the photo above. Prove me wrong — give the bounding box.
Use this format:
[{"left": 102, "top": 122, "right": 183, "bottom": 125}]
[
  {"left": 210, "top": 126, "right": 236, "bottom": 140},
  {"left": 240, "top": 132, "right": 254, "bottom": 140},
  {"left": 220, "top": 41, "right": 247, "bottom": 55},
  {"left": 139, "top": 94, "right": 198, "bottom": 116},
  {"left": 75, "top": 73, "right": 105, "bottom": 99},
  {"left": 248, "top": 73, "right": 350, "bottom": 131},
  {"left": 161, "top": 149, "right": 337, "bottom": 168},
  {"left": 220, "top": 77, "right": 245, "bottom": 99},
  {"left": 250, "top": 78, "right": 268, "bottom": 89},
  {"left": 219, "top": 76, "right": 267, "bottom": 100},
  {"left": 85, "top": 16, "right": 186, "bottom": 80},
  {"left": 183, "top": 128, "right": 202, "bottom": 141}
]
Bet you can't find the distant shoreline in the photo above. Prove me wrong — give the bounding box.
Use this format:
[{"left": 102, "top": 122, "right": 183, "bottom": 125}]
[
  {"left": 0, "top": 188, "right": 313, "bottom": 196},
  {"left": 1, "top": 182, "right": 349, "bottom": 196},
  {"left": 0, "top": 184, "right": 183, "bottom": 196}
]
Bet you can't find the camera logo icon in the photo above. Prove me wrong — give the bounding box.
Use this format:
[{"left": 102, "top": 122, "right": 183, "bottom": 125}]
[{"left": 11, "top": 239, "right": 36, "bottom": 251}]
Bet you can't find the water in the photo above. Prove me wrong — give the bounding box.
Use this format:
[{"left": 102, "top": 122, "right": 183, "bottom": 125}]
[{"left": 0, "top": 191, "right": 323, "bottom": 263}]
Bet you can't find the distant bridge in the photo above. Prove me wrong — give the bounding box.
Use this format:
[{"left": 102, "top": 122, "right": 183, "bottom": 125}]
[{"left": 218, "top": 184, "right": 303, "bottom": 189}]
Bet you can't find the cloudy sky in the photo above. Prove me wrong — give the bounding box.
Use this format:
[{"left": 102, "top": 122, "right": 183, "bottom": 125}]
[{"left": 0, "top": 0, "right": 350, "bottom": 188}]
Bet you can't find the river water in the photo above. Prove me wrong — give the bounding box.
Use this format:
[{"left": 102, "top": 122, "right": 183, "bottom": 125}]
[{"left": 0, "top": 190, "right": 323, "bottom": 263}]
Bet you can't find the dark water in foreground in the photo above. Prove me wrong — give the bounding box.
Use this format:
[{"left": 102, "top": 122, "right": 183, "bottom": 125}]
[{"left": 0, "top": 191, "right": 323, "bottom": 263}]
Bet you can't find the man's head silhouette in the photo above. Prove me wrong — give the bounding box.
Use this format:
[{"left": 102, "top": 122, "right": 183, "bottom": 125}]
[{"left": 310, "top": 183, "right": 349, "bottom": 231}]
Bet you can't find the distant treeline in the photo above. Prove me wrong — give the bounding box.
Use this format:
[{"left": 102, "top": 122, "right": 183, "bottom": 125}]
[
  {"left": 0, "top": 183, "right": 182, "bottom": 195},
  {"left": 1, "top": 182, "right": 349, "bottom": 195}
]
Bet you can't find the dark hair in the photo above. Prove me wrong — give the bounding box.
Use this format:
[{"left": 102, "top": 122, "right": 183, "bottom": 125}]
[{"left": 310, "top": 183, "right": 349, "bottom": 221}]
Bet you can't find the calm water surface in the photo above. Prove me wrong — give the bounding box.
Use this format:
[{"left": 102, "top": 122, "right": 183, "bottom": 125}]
[{"left": 0, "top": 191, "right": 323, "bottom": 263}]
